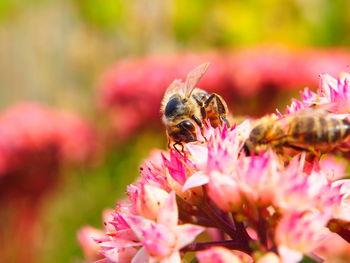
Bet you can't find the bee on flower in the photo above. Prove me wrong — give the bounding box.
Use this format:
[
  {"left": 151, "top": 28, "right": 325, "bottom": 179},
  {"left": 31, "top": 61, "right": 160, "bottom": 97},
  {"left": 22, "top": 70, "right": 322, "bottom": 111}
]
[
  {"left": 160, "top": 62, "right": 230, "bottom": 150},
  {"left": 82, "top": 66, "right": 350, "bottom": 263}
]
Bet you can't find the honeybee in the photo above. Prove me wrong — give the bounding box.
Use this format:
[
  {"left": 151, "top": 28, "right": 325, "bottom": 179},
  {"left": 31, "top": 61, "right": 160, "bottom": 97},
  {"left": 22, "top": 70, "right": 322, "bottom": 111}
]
[
  {"left": 161, "top": 62, "right": 229, "bottom": 149},
  {"left": 244, "top": 108, "right": 350, "bottom": 157}
]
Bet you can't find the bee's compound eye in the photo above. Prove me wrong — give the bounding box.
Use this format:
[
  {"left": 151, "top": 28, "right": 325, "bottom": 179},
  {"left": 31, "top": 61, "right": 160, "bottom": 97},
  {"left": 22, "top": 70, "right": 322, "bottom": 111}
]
[
  {"left": 165, "top": 97, "right": 180, "bottom": 118},
  {"left": 178, "top": 120, "right": 195, "bottom": 131}
]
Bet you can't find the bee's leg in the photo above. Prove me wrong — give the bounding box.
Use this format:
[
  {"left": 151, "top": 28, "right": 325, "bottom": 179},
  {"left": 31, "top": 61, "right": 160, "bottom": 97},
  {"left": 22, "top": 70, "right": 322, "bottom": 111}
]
[
  {"left": 191, "top": 115, "right": 207, "bottom": 142},
  {"left": 285, "top": 144, "right": 322, "bottom": 162},
  {"left": 173, "top": 142, "right": 185, "bottom": 156},
  {"left": 220, "top": 116, "right": 230, "bottom": 128},
  {"left": 204, "top": 94, "right": 230, "bottom": 128},
  {"left": 307, "top": 148, "right": 322, "bottom": 162},
  {"left": 285, "top": 144, "right": 309, "bottom": 152},
  {"left": 192, "top": 95, "right": 207, "bottom": 119}
]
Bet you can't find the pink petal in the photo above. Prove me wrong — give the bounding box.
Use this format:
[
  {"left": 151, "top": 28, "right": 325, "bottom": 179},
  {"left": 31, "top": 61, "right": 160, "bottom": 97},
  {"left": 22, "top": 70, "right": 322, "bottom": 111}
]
[
  {"left": 125, "top": 215, "right": 153, "bottom": 241},
  {"left": 256, "top": 253, "right": 280, "bottom": 263},
  {"left": 99, "top": 239, "right": 140, "bottom": 249},
  {"left": 102, "top": 247, "right": 138, "bottom": 263},
  {"left": 183, "top": 171, "right": 209, "bottom": 191},
  {"left": 175, "top": 224, "right": 205, "bottom": 249},
  {"left": 160, "top": 252, "right": 181, "bottom": 263},
  {"left": 208, "top": 170, "right": 241, "bottom": 212},
  {"left": 131, "top": 247, "right": 150, "bottom": 263},
  {"left": 77, "top": 226, "right": 105, "bottom": 262},
  {"left": 278, "top": 245, "right": 303, "bottom": 263},
  {"left": 186, "top": 144, "right": 208, "bottom": 169},
  {"left": 143, "top": 224, "right": 175, "bottom": 257},
  {"left": 157, "top": 191, "right": 178, "bottom": 228},
  {"left": 197, "top": 247, "right": 243, "bottom": 263}
]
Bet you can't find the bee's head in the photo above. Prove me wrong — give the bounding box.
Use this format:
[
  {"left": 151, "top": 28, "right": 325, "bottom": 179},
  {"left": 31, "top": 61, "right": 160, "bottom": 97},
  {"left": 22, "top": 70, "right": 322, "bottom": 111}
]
[{"left": 167, "top": 119, "right": 197, "bottom": 143}]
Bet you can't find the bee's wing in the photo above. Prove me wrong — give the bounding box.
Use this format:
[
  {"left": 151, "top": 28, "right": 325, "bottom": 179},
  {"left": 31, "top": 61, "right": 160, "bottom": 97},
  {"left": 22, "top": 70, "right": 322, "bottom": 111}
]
[
  {"left": 184, "top": 62, "right": 210, "bottom": 98},
  {"left": 162, "top": 79, "right": 184, "bottom": 96}
]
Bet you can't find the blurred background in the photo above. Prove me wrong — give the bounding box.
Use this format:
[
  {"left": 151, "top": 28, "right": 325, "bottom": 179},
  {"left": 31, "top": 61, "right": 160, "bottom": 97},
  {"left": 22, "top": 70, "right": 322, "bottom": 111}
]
[{"left": 0, "top": 0, "right": 350, "bottom": 262}]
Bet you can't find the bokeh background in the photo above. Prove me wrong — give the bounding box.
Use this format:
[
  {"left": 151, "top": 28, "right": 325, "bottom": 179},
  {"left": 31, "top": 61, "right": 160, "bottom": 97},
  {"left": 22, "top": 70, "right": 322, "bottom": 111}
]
[{"left": 0, "top": 0, "right": 350, "bottom": 262}]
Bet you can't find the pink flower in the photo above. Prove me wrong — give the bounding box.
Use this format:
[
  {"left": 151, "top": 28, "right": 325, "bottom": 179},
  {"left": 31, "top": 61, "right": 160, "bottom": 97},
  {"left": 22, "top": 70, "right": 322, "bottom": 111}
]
[
  {"left": 320, "top": 72, "right": 350, "bottom": 114},
  {"left": 319, "top": 156, "right": 347, "bottom": 181},
  {"left": 197, "top": 247, "right": 243, "bottom": 263},
  {"left": 95, "top": 122, "right": 349, "bottom": 263},
  {"left": 332, "top": 179, "right": 350, "bottom": 222},
  {"left": 77, "top": 226, "right": 105, "bottom": 262},
  {"left": 314, "top": 232, "right": 350, "bottom": 262},
  {"left": 90, "top": 65, "right": 350, "bottom": 263},
  {"left": 275, "top": 211, "right": 331, "bottom": 263},
  {"left": 127, "top": 183, "right": 169, "bottom": 221},
  {"left": 257, "top": 253, "right": 281, "bottom": 263},
  {"left": 77, "top": 210, "right": 115, "bottom": 262},
  {"left": 284, "top": 71, "right": 350, "bottom": 117},
  {"left": 0, "top": 102, "right": 98, "bottom": 263},
  {"left": 128, "top": 192, "right": 204, "bottom": 262}
]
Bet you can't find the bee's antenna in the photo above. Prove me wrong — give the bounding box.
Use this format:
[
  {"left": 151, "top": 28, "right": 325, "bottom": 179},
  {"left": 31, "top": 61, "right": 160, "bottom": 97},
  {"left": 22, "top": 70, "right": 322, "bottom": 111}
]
[{"left": 185, "top": 62, "right": 210, "bottom": 98}]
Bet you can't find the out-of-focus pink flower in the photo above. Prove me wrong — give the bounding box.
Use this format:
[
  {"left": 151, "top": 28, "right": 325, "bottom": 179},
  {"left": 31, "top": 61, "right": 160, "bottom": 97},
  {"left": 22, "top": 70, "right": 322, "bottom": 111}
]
[
  {"left": 314, "top": 232, "right": 350, "bottom": 263},
  {"left": 197, "top": 247, "right": 243, "bottom": 263},
  {"left": 77, "top": 209, "right": 114, "bottom": 262},
  {"left": 257, "top": 252, "right": 281, "bottom": 263},
  {"left": 98, "top": 47, "right": 350, "bottom": 140},
  {"left": 276, "top": 211, "right": 331, "bottom": 263},
  {"left": 332, "top": 179, "right": 350, "bottom": 222},
  {"left": 0, "top": 102, "right": 98, "bottom": 263},
  {"left": 77, "top": 226, "right": 105, "bottom": 262},
  {"left": 0, "top": 102, "right": 98, "bottom": 202},
  {"left": 0, "top": 103, "right": 97, "bottom": 176},
  {"left": 319, "top": 156, "right": 347, "bottom": 181}
]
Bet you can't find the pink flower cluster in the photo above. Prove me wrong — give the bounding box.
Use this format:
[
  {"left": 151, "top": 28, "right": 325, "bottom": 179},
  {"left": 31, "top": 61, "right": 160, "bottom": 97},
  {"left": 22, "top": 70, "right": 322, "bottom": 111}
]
[
  {"left": 0, "top": 102, "right": 98, "bottom": 263},
  {"left": 0, "top": 102, "right": 97, "bottom": 177},
  {"left": 98, "top": 47, "right": 350, "bottom": 139},
  {"left": 78, "top": 71, "right": 350, "bottom": 263}
]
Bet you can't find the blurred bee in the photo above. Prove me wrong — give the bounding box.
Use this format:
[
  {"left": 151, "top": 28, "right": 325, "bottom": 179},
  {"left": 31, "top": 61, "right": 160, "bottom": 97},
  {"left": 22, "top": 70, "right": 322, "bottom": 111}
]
[
  {"left": 161, "top": 62, "right": 229, "bottom": 149},
  {"left": 244, "top": 107, "right": 350, "bottom": 157}
]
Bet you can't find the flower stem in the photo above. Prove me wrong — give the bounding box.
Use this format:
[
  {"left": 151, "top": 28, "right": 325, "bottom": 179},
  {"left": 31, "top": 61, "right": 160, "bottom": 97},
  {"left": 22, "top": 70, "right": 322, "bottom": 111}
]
[
  {"left": 335, "top": 227, "right": 350, "bottom": 243},
  {"left": 256, "top": 215, "right": 268, "bottom": 248},
  {"left": 232, "top": 214, "right": 253, "bottom": 244},
  {"left": 328, "top": 219, "right": 350, "bottom": 244},
  {"left": 201, "top": 202, "right": 237, "bottom": 239}
]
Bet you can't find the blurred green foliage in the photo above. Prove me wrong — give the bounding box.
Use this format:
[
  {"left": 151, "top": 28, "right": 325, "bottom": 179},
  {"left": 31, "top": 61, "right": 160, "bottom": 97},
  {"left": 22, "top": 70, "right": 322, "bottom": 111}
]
[
  {"left": 73, "top": 0, "right": 124, "bottom": 31},
  {"left": 0, "top": 0, "right": 350, "bottom": 262},
  {"left": 170, "top": 0, "right": 350, "bottom": 47},
  {"left": 1, "top": 0, "right": 350, "bottom": 110}
]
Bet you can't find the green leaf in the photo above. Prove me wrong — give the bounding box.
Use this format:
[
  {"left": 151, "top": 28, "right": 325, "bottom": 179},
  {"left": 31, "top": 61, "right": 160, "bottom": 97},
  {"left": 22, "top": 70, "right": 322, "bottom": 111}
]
[{"left": 299, "top": 255, "right": 319, "bottom": 263}]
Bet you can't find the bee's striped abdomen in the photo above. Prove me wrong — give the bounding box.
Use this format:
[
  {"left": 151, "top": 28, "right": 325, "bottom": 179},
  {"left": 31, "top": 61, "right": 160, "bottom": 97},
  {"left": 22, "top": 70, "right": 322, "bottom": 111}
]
[
  {"left": 327, "top": 118, "right": 350, "bottom": 143},
  {"left": 290, "top": 117, "right": 317, "bottom": 142},
  {"left": 289, "top": 116, "right": 350, "bottom": 146}
]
